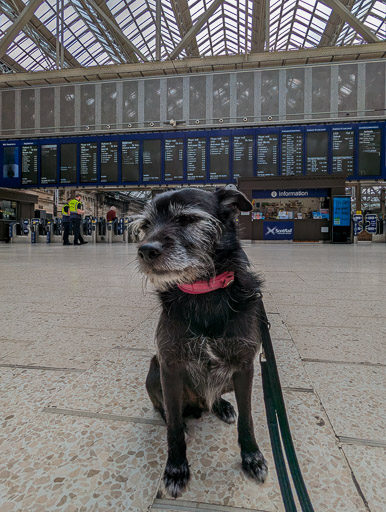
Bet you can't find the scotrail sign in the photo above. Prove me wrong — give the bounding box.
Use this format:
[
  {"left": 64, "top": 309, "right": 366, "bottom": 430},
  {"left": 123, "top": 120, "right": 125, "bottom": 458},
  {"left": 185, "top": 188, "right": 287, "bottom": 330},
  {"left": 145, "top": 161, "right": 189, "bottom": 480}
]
[{"left": 263, "top": 221, "right": 294, "bottom": 240}]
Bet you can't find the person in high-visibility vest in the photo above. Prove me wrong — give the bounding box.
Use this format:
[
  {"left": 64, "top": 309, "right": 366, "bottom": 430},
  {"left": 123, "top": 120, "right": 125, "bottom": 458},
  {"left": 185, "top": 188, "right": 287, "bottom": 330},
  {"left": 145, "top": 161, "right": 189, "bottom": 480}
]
[
  {"left": 62, "top": 201, "right": 72, "bottom": 245},
  {"left": 69, "top": 192, "right": 88, "bottom": 246}
]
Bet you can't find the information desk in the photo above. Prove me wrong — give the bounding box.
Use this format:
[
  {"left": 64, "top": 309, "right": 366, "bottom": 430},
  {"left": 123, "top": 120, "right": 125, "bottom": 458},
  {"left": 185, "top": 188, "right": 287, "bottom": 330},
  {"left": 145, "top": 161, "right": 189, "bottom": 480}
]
[{"left": 251, "top": 219, "right": 330, "bottom": 242}]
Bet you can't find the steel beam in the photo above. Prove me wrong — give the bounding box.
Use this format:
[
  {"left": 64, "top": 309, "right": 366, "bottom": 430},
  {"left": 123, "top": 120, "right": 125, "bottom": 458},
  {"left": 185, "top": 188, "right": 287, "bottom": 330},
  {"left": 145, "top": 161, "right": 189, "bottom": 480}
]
[
  {"left": 319, "top": 0, "right": 354, "bottom": 46},
  {"left": 169, "top": 0, "right": 225, "bottom": 59},
  {"left": 321, "top": 0, "right": 380, "bottom": 43},
  {"left": 170, "top": 0, "right": 200, "bottom": 57},
  {"left": 0, "top": 0, "right": 46, "bottom": 59},
  {"left": 251, "top": 0, "right": 266, "bottom": 53},
  {"left": 87, "top": 0, "right": 148, "bottom": 62},
  {"left": 0, "top": 43, "right": 385, "bottom": 87}
]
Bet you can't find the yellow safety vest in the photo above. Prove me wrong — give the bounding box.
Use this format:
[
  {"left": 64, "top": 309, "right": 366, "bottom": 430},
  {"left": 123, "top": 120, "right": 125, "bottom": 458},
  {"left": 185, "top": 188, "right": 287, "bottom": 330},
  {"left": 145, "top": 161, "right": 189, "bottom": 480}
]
[
  {"left": 62, "top": 204, "right": 70, "bottom": 216},
  {"left": 68, "top": 199, "right": 81, "bottom": 213}
]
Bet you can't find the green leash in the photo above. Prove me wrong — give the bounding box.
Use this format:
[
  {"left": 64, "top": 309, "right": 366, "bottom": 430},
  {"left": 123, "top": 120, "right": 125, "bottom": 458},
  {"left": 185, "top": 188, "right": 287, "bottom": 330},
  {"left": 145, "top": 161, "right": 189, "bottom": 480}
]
[{"left": 259, "top": 301, "right": 315, "bottom": 512}]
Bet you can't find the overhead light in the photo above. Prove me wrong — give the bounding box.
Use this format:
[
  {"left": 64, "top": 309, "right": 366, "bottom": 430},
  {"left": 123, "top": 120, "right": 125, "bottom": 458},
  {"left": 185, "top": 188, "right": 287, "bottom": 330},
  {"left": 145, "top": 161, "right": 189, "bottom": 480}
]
[
  {"left": 219, "top": 118, "right": 224, "bottom": 123},
  {"left": 150, "top": 122, "right": 155, "bottom": 127},
  {"left": 267, "top": 116, "right": 273, "bottom": 121},
  {"left": 243, "top": 117, "right": 248, "bottom": 122},
  {"left": 127, "top": 123, "right": 132, "bottom": 128},
  {"left": 195, "top": 120, "right": 200, "bottom": 124}
]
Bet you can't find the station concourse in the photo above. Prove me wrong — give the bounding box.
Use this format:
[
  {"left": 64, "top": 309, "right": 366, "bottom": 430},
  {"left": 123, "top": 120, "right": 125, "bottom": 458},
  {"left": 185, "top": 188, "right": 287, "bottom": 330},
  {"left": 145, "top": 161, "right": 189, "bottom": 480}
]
[{"left": 0, "top": 1, "right": 385, "bottom": 511}]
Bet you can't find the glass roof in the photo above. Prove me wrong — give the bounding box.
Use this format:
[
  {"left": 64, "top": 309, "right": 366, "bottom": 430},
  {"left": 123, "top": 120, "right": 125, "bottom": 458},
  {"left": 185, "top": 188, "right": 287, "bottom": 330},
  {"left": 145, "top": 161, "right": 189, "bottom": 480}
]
[{"left": 0, "top": 0, "right": 384, "bottom": 73}]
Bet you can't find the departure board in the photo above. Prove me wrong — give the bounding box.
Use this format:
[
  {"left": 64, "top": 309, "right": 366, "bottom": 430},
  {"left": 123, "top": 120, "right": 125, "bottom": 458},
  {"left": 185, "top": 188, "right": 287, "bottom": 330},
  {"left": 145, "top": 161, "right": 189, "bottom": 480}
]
[
  {"left": 281, "top": 132, "right": 303, "bottom": 176},
  {"left": 80, "top": 143, "right": 97, "bottom": 182},
  {"left": 358, "top": 128, "right": 381, "bottom": 176},
  {"left": 41, "top": 144, "right": 57, "bottom": 184},
  {"left": 306, "top": 131, "right": 328, "bottom": 174},
  {"left": 164, "top": 138, "right": 183, "bottom": 181},
  {"left": 3, "top": 145, "right": 19, "bottom": 179},
  {"left": 332, "top": 129, "right": 354, "bottom": 175},
  {"left": 101, "top": 141, "right": 118, "bottom": 182},
  {"left": 143, "top": 139, "right": 161, "bottom": 182},
  {"left": 187, "top": 138, "right": 206, "bottom": 180},
  {"left": 233, "top": 135, "right": 253, "bottom": 178},
  {"left": 122, "top": 140, "right": 139, "bottom": 182},
  {"left": 60, "top": 144, "right": 77, "bottom": 184},
  {"left": 209, "top": 137, "right": 229, "bottom": 180},
  {"left": 257, "top": 134, "right": 278, "bottom": 177},
  {"left": 21, "top": 145, "right": 38, "bottom": 185}
]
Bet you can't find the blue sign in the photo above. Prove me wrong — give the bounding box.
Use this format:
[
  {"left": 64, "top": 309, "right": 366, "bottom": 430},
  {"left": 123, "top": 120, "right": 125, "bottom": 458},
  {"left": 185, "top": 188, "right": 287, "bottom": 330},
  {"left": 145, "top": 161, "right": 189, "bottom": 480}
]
[
  {"left": 253, "top": 189, "right": 328, "bottom": 199},
  {"left": 333, "top": 197, "right": 351, "bottom": 227},
  {"left": 353, "top": 214, "right": 363, "bottom": 236},
  {"left": 263, "top": 221, "right": 294, "bottom": 240},
  {"left": 365, "top": 214, "right": 377, "bottom": 234}
]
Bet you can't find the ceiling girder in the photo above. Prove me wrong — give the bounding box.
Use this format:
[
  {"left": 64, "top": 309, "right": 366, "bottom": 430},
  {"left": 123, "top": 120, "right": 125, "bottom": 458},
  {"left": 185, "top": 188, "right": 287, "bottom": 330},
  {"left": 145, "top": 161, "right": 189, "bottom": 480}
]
[
  {"left": 170, "top": 0, "right": 200, "bottom": 57},
  {"left": 251, "top": 0, "right": 267, "bottom": 53},
  {"left": 0, "top": 0, "right": 46, "bottom": 59},
  {"left": 169, "top": 0, "right": 225, "bottom": 59},
  {"left": 319, "top": 0, "right": 355, "bottom": 46},
  {"left": 321, "top": 0, "right": 380, "bottom": 44},
  {"left": 87, "top": 0, "right": 147, "bottom": 62}
]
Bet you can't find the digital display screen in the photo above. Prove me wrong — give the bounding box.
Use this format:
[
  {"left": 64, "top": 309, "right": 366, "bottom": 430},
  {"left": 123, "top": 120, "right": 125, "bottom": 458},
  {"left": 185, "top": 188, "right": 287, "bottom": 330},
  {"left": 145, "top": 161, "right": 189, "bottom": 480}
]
[
  {"left": 281, "top": 132, "right": 303, "bottom": 176},
  {"left": 257, "top": 134, "right": 278, "bottom": 177},
  {"left": 306, "top": 131, "right": 328, "bottom": 174},
  {"left": 233, "top": 136, "right": 253, "bottom": 178},
  {"left": 358, "top": 128, "right": 381, "bottom": 176},
  {"left": 80, "top": 143, "right": 97, "bottom": 182},
  {"left": 209, "top": 137, "right": 229, "bottom": 180},
  {"left": 101, "top": 141, "right": 118, "bottom": 182},
  {"left": 60, "top": 144, "right": 77, "bottom": 184},
  {"left": 41, "top": 144, "right": 57, "bottom": 184},
  {"left": 122, "top": 140, "right": 139, "bottom": 182},
  {"left": 143, "top": 139, "right": 161, "bottom": 182},
  {"left": 165, "top": 138, "right": 183, "bottom": 181},
  {"left": 21, "top": 145, "right": 38, "bottom": 185},
  {"left": 332, "top": 130, "right": 354, "bottom": 175},
  {"left": 3, "top": 145, "right": 19, "bottom": 179},
  {"left": 187, "top": 137, "right": 206, "bottom": 180}
]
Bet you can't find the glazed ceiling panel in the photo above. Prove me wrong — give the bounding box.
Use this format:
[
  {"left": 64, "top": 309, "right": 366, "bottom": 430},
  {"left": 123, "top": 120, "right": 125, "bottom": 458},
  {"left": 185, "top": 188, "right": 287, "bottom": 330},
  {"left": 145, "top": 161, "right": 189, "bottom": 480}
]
[{"left": 0, "top": 0, "right": 384, "bottom": 73}]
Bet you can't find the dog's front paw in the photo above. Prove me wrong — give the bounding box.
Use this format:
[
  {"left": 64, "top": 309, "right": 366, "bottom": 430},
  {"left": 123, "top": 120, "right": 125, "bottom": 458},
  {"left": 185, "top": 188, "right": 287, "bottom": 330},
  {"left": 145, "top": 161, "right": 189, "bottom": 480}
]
[
  {"left": 241, "top": 451, "right": 268, "bottom": 483},
  {"left": 163, "top": 459, "right": 190, "bottom": 498},
  {"left": 212, "top": 398, "right": 237, "bottom": 424}
]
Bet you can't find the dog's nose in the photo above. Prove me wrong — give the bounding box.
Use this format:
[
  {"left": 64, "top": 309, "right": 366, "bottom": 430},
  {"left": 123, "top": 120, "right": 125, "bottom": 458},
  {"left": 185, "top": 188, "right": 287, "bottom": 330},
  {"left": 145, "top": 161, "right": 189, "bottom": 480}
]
[{"left": 138, "top": 242, "right": 163, "bottom": 263}]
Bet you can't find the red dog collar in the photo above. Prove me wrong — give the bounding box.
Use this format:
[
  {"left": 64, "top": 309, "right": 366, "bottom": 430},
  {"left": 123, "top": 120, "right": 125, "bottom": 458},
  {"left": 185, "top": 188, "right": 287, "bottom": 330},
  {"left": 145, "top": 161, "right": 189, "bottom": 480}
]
[{"left": 178, "top": 271, "right": 235, "bottom": 294}]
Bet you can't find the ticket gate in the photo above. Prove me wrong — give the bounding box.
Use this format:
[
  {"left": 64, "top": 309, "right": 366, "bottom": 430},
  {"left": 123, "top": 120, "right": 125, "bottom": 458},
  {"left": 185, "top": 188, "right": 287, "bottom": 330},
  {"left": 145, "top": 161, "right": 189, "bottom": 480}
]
[
  {"left": 106, "top": 217, "right": 126, "bottom": 243},
  {"left": 90, "top": 217, "right": 98, "bottom": 244},
  {"left": 9, "top": 219, "right": 30, "bottom": 243},
  {"left": 81, "top": 216, "right": 93, "bottom": 243},
  {"left": 30, "top": 218, "right": 40, "bottom": 243}
]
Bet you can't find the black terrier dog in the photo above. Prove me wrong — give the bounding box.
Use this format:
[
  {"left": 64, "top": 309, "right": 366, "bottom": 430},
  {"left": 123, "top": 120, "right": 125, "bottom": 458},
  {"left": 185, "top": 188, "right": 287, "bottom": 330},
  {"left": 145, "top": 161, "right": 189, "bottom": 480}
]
[{"left": 134, "top": 187, "right": 267, "bottom": 498}]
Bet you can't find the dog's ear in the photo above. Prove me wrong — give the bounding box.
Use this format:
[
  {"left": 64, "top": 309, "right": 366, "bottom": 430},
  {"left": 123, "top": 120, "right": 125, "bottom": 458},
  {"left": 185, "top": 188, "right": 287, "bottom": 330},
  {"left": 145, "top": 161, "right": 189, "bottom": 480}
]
[{"left": 215, "top": 187, "right": 252, "bottom": 214}]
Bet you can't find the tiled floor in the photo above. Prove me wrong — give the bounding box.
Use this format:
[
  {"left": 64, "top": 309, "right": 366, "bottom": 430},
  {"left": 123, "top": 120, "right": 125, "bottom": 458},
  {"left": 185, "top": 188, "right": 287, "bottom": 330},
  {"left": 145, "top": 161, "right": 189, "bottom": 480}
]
[{"left": 0, "top": 242, "right": 385, "bottom": 512}]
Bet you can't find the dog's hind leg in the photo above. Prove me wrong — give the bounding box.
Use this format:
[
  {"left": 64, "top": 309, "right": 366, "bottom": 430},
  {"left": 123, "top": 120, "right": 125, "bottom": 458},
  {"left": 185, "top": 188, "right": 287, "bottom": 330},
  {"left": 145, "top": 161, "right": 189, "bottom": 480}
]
[
  {"left": 146, "top": 356, "right": 166, "bottom": 422},
  {"left": 233, "top": 362, "right": 268, "bottom": 483},
  {"left": 212, "top": 398, "right": 237, "bottom": 424}
]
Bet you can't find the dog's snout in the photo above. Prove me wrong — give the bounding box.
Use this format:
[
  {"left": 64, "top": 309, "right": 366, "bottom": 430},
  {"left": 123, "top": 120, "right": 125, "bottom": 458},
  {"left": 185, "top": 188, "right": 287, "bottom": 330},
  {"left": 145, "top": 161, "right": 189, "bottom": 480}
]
[{"left": 138, "top": 242, "right": 163, "bottom": 263}]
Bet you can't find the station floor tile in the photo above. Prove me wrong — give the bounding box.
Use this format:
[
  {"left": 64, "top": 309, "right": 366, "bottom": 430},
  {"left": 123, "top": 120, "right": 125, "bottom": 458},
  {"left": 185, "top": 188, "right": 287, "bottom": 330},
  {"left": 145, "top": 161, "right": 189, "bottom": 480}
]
[
  {"left": 341, "top": 444, "right": 386, "bottom": 512},
  {"left": 304, "top": 362, "right": 386, "bottom": 442}
]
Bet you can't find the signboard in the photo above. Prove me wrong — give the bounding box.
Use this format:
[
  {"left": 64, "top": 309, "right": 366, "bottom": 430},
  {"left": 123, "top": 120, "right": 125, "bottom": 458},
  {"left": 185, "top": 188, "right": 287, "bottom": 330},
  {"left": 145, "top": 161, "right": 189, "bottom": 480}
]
[
  {"left": 332, "top": 129, "right": 354, "bottom": 175},
  {"left": 257, "top": 134, "right": 278, "bottom": 176},
  {"left": 263, "top": 221, "right": 294, "bottom": 240},
  {"left": 253, "top": 188, "right": 328, "bottom": 199},
  {"left": 353, "top": 214, "right": 363, "bottom": 236},
  {"left": 333, "top": 197, "right": 351, "bottom": 227},
  {"left": 209, "top": 136, "right": 229, "bottom": 180},
  {"left": 358, "top": 128, "right": 381, "bottom": 176},
  {"left": 365, "top": 214, "right": 377, "bottom": 234},
  {"left": 233, "top": 135, "right": 253, "bottom": 178},
  {"left": 281, "top": 131, "right": 303, "bottom": 176},
  {"left": 165, "top": 138, "right": 183, "bottom": 181},
  {"left": 306, "top": 130, "right": 328, "bottom": 174},
  {"left": 21, "top": 145, "right": 38, "bottom": 185}
]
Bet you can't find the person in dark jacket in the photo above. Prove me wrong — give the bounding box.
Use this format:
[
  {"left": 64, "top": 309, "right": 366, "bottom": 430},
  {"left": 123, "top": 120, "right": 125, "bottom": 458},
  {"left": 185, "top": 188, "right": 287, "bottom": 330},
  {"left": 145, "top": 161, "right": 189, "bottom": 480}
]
[{"left": 62, "top": 201, "right": 72, "bottom": 245}]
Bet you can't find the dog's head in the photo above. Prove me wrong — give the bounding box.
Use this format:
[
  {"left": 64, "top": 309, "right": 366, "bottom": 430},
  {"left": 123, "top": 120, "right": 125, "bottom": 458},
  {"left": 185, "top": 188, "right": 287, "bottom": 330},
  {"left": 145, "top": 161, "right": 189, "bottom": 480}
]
[{"left": 134, "top": 187, "right": 252, "bottom": 290}]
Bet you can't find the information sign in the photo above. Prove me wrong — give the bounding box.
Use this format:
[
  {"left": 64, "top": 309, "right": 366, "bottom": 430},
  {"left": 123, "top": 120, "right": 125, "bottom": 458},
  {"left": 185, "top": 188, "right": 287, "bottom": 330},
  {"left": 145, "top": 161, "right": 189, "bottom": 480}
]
[
  {"left": 281, "top": 131, "right": 303, "bottom": 176},
  {"left": 143, "top": 139, "right": 161, "bottom": 182},
  {"left": 306, "top": 131, "right": 328, "bottom": 174},
  {"left": 209, "top": 137, "right": 229, "bottom": 180},
  {"left": 333, "top": 197, "right": 351, "bottom": 227},
  {"left": 60, "top": 144, "right": 77, "bottom": 184},
  {"left": 233, "top": 135, "right": 253, "bottom": 178},
  {"left": 187, "top": 137, "right": 206, "bottom": 180},
  {"left": 21, "top": 145, "right": 38, "bottom": 185},
  {"left": 164, "top": 138, "right": 183, "bottom": 181},
  {"left": 80, "top": 143, "right": 97, "bottom": 182},
  {"left": 365, "top": 214, "right": 377, "bottom": 234},
  {"left": 3, "top": 145, "right": 19, "bottom": 179},
  {"left": 122, "top": 140, "right": 139, "bottom": 182},
  {"left": 101, "top": 141, "right": 118, "bottom": 182},
  {"left": 41, "top": 144, "right": 58, "bottom": 184},
  {"left": 257, "top": 134, "right": 278, "bottom": 176},
  {"left": 332, "top": 129, "right": 354, "bottom": 175},
  {"left": 358, "top": 128, "right": 381, "bottom": 176}
]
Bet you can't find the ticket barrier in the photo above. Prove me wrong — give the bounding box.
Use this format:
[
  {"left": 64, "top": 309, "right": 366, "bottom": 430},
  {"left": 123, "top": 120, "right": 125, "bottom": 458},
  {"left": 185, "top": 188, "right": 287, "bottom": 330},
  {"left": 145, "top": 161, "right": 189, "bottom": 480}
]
[
  {"left": 97, "top": 217, "right": 107, "bottom": 242},
  {"left": 125, "top": 216, "right": 137, "bottom": 243},
  {"left": 107, "top": 217, "right": 126, "bottom": 243},
  {"left": 30, "top": 219, "right": 40, "bottom": 243},
  {"left": 9, "top": 219, "right": 31, "bottom": 243},
  {"left": 81, "top": 216, "right": 93, "bottom": 243},
  {"left": 90, "top": 217, "right": 98, "bottom": 244}
]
